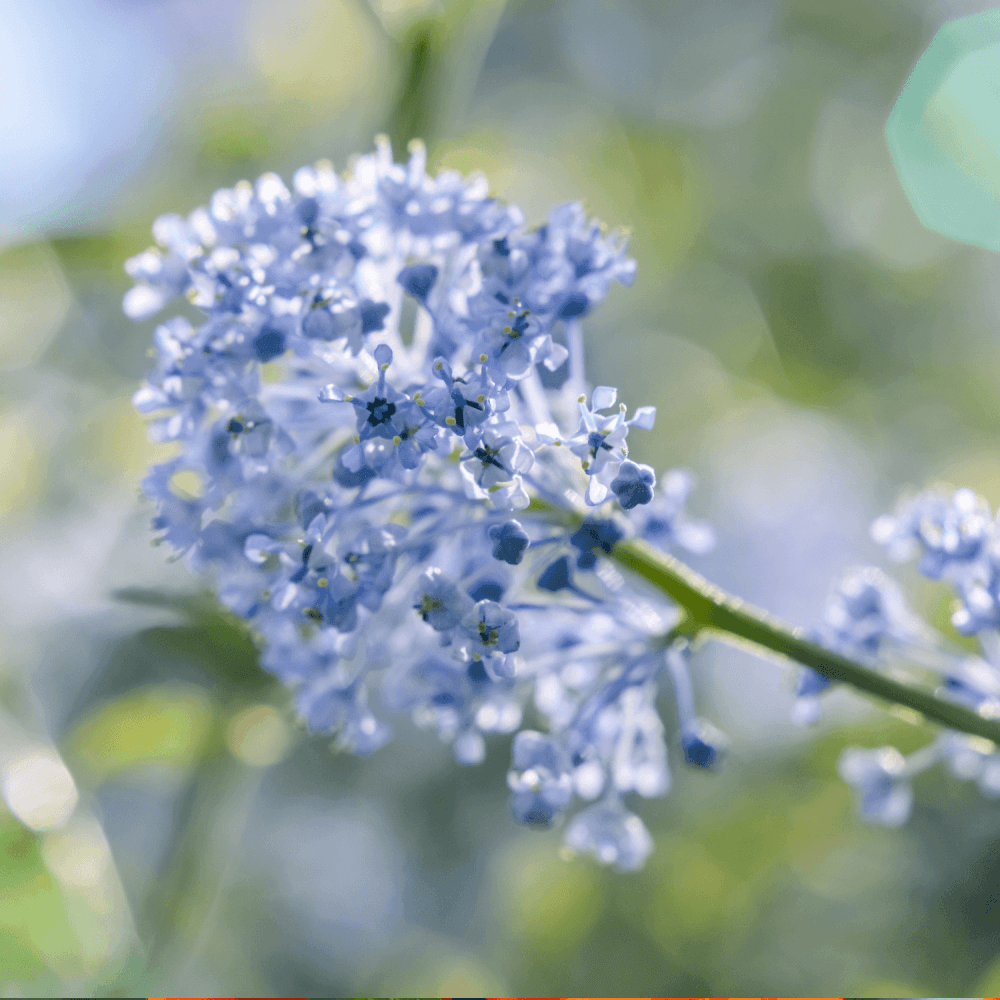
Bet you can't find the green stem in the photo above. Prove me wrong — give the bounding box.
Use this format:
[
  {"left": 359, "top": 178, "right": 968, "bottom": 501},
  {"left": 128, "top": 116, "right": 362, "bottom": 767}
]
[{"left": 611, "top": 535, "right": 1000, "bottom": 744}]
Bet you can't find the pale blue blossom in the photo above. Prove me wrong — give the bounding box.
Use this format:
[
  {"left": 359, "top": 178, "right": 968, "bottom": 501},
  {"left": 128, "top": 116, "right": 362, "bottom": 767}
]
[
  {"left": 129, "top": 139, "right": 730, "bottom": 869},
  {"left": 837, "top": 746, "right": 916, "bottom": 827},
  {"left": 563, "top": 798, "right": 654, "bottom": 872}
]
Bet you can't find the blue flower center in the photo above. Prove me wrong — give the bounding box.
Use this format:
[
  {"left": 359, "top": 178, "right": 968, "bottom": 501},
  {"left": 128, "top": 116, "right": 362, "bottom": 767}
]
[
  {"left": 366, "top": 397, "right": 396, "bottom": 426},
  {"left": 588, "top": 431, "right": 611, "bottom": 455},
  {"left": 475, "top": 445, "right": 505, "bottom": 470}
]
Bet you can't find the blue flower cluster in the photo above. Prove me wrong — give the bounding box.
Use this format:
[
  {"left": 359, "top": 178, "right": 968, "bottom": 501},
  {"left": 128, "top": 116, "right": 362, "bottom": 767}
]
[
  {"left": 129, "top": 139, "right": 717, "bottom": 870},
  {"left": 803, "top": 485, "right": 1000, "bottom": 825},
  {"left": 791, "top": 565, "right": 930, "bottom": 726}
]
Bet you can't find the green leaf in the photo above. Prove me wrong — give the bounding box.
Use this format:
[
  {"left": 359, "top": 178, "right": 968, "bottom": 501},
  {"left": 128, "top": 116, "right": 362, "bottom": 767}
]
[
  {"left": 107, "top": 588, "right": 276, "bottom": 695},
  {"left": 973, "top": 951, "right": 1000, "bottom": 994},
  {"left": 0, "top": 809, "right": 79, "bottom": 985},
  {"left": 63, "top": 684, "right": 216, "bottom": 784}
]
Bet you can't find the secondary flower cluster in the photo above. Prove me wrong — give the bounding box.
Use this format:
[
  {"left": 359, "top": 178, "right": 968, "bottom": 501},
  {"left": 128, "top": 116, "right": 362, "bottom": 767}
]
[
  {"left": 799, "top": 485, "right": 1000, "bottom": 825},
  {"left": 129, "top": 139, "right": 718, "bottom": 871}
]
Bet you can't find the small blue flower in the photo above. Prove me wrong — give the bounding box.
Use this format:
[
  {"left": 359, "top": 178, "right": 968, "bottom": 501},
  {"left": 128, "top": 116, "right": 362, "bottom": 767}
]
[
  {"left": 297, "top": 679, "right": 392, "bottom": 756},
  {"left": 460, "top": 422, "right": 533, "bottom": 488},
  {"left": 818, "top": 565, "right": 925, "bottom": 656},
  {"left": 320, "top": 345, "right": 437, "bottom": 474},
  {"left": 680, "top": 718, "right": 728, "bottom": 769},
  {"left": 467, "top": 572, "right": 507, "bottom": 603},
  {"left": 301, "top": 289, "right": 364, "bottom": 349},
  {"left": 506, "top": 730, "right": 574, "bottom": 826},
  {"left": 561, "top": 387, "right": 628, "bottom": 484},
  {"left": 610, "top": 460, "right": 656, "bottom": 510},
  {"left": 359, "top": 299, "right": 391, "bottom": 333},
  {"left": 873, "top": 486, "right": 992, "bottom": 581},
  {"left": 424, "top": 359, "right": 498, "bottom": 437},
  {"left": 790, "top": 657, "right": 835, "bottom": 725},
  {"left": 563, "top": 798, "right": 653, "bottom": 872},
  {"left": 462, "top": 600, "right": 520, "bottom": 654},
  {"left": 314, "top": 571, "right": 361, "bottom": 632},
  {"left": 413, "top": 568, "right": 474, "bottom": 631},
  {"left": 489, "top": 519, "right": 529, "bottom": 565},
  {"left": 382, "top": 654, "right": 475, "bottom": 746},
  {"left": 458, "top": 422, "right": 533, "bottom": 509},
  {"left": 339, "top": 522, "right": 406, "bottom": 611},
  {"left": 558, "top": 290, "right": 589, "bottom": 319},
  {"left": 838, "top": 746, "right": 914, "bottom": 827}
]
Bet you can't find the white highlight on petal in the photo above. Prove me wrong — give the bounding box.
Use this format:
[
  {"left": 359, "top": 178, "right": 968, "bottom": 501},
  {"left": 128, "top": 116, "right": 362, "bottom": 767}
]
[{"left": 122, "top": 284, "right": 170, "bottom": 320}]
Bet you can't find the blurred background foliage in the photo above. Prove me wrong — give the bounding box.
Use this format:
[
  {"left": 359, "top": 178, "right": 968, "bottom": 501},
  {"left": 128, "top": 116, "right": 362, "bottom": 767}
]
[{"left": 5, "top": 0, "right": 1000, "bottom": 995}]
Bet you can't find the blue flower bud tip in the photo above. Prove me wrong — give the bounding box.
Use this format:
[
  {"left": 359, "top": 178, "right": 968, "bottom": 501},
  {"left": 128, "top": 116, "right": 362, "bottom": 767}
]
[
  {"left": 537, "top": 555, "right": 572, "bottom": 592},
  {"left": 397, "top": 262, "right": 438, "bottom": 301},
  {"left": 489, "top": 519, "right": 529, "bottom": 565}
]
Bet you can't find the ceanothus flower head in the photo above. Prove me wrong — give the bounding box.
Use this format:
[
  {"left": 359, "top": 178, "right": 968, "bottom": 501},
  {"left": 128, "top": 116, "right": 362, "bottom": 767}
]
[
  {"left": 128, "top": 138, "right": 719, "bottom": 872},
  {"left": 126, "top": 138, "right": 1000, "bottom": 862},
  {"left": 872, "top": 486, "right": 1000, "bottom": 640},
  {"left": 873, "top": 486, "right": 993, "bottom": 581}
]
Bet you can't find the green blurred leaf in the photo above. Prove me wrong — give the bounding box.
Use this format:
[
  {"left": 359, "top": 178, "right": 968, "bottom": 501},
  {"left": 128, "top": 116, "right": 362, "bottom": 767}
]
[
  {"left": 0, "top": 811, "right": 45, "bottom": 892},
  {"left": 111, "top": 586, "right": 215, "bottom": 618},
  {"left": 974, "top": 952, "right": 1000, "bottom": 994},
  {"left": 0, "top": 809, "right": 80, "bottom": 985},
  {"left": 196, "top": 104, "right": 279, "bottom": 173},
  {"left": 783, "top": 0, "right": 923, "bottom": 59},
  {"left": 387, "top": 17, "right": 447, "bottom": 150},
  {"left": 63, "top": 684, "right": 216, "bottom": 784},
  {"left": 848, "top": 978, "right": 935, "bottom": 998},
  {"left": 505, "top": 843, "right": 604, "bottom": 954},
  {"left": 106, "top": 588, "right": 275, "bottom": 696}
]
